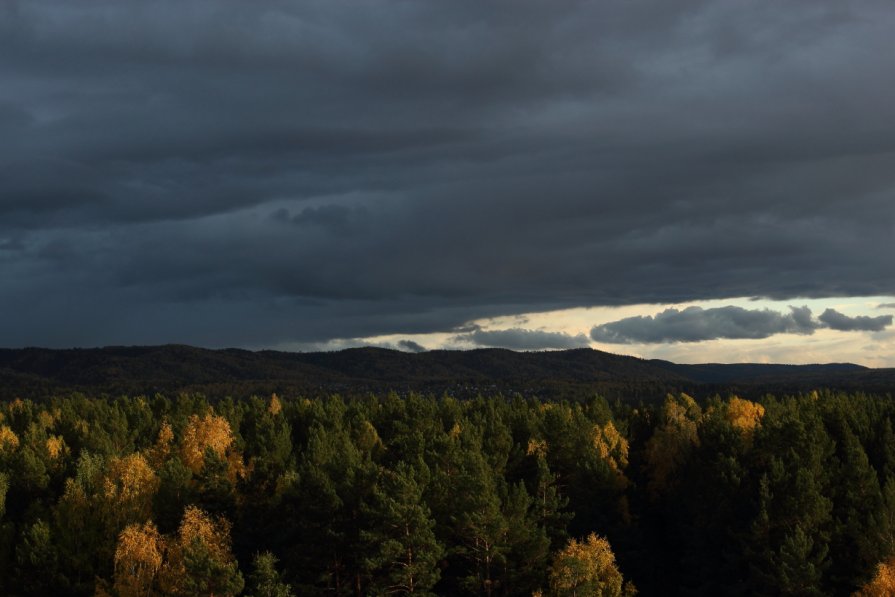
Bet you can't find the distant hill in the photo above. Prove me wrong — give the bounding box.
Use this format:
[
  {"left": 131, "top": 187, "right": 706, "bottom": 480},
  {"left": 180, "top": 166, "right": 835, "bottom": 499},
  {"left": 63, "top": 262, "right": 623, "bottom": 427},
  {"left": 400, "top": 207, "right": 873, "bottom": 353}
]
[{"left": 0, "top": 345, "right": 891, "bottom": 401}]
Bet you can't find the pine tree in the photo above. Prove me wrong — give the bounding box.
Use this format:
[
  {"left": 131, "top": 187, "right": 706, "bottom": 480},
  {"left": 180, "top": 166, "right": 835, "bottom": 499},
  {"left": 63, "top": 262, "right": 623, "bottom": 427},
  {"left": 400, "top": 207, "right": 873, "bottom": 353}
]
[
  {"left": 14, "top": 519, "right": 63, "bottom": 595},
  {"left": 430, "top": 422, "right": 509, "bottom": 596},
  {"left": 746, "top": 407, "right": 833, "bottom": 595},
  {"left": 531, "top": 454, "right": 572, "bottom": 549},
  {"left": 828, "top": 422, "right": 886, "bottom": 592},
  {"left": 247, "top": 551, "right": 294, "bottom": 597},
  {"left": 361, "top": 461, "right": 443, "bottom": 595},
  {"left": 500, "top": 481, "right": 551, "bottom": 595},
  {"left": 775, "top": 525, "right": 826, "bottom": 596},
  {"left": 154, "top": 455, "right": 195, "bottom": 533},
  {"left": 283, "top": 420, "right": 376, "bottom": 595}
]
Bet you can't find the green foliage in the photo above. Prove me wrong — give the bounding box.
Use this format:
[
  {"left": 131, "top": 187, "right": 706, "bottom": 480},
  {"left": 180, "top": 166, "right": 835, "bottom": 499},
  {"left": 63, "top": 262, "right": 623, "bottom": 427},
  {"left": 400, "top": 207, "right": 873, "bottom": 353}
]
[
  {"left": 0, "top": 389, "right": 894, "bottom": 595},
  {"left": 179, "top": 535, "right": 245, "bottom": 596},
  {"left": 15, "top": 519, "right": 63, "bottom": 594},
  {"left": 247, "top": 551, "right": 294, "bottom": 597},
  {"left": 501, "top": 481, "right": 552, "bottom": 593},
  {"left": 361, "top": 461, "right": 443, "bottom": 595},
  {"left": 155, "top": 455, "right": 195, "bottom": 532}
]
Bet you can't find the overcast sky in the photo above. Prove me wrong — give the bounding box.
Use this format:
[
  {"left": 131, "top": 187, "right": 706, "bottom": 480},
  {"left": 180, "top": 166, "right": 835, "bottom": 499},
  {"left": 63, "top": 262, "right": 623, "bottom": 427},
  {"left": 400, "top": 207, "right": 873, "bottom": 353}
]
[{"left": 2, "top": 0, "right": 894, "bottom": 364}]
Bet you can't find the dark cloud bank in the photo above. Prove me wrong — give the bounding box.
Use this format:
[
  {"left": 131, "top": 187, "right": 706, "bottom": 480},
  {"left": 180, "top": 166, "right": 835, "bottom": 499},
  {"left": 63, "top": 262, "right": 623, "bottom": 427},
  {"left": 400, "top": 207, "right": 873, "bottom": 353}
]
[
  {"left": 591, "top": 306, "right": 893, "bottom": 344},
  {"left": 2, "top": 0, "right": 895, "bottom": 348},
  {"left": 457, "top": 328, "right": 591, "bottom": 351},
  {"left": 397, "top": 339, "right": 427, "bottom": 354}
]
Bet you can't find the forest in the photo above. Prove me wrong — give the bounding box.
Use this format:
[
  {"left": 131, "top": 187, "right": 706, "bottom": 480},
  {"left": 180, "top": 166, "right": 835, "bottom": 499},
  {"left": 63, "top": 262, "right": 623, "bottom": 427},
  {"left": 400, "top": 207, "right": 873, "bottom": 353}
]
[{"left": 1, "top": 389, "right": 895, "bottom": 596}]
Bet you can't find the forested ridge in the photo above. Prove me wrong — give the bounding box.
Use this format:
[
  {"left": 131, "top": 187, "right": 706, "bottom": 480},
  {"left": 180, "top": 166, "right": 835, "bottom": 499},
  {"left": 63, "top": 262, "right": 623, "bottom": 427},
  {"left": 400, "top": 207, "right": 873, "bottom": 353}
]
[
  {"left": 2, "top": 388, "right": 895, "bottom": 595},
  {"left": 1, "top": 345, "right": 891, "bottom": 401}
]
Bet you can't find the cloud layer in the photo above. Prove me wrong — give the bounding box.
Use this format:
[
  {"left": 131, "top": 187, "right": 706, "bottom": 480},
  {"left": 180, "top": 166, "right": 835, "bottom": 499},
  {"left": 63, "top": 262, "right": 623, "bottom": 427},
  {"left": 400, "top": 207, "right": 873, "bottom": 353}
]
[
  {"left": 2, "top": 1, "right": 895, "bottom": 348},
  {"left": 457, "top": 328, "right": 591, "bottom": 351},
  {"left": 818, "top": 308, "right": 892, "bottom": 332},
  {"left": 591, "top": 306, "right": 891, "bottom": 344}
]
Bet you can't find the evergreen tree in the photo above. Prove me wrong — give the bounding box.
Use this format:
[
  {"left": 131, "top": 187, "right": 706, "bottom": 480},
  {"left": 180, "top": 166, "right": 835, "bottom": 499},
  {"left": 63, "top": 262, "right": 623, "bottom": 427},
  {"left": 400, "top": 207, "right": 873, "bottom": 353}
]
[
  {"left": 15, "top": 519, "right": 64, "bottom": 594},
  {"left": 361, "top": 461, "right": 444, "bottom": 595},
  {"left": 531, "top": 454, "right": 572, "bottom": 549},
  {"left": 746, "top": 406, "right": 833, "bottom": 595},
  {"left": 247, "top": 551, "right": 295, "bottom": 597},
  {"left": 282, "top": 420, "right": 376, "bottom": 595},
  {"left": 430, "top": 422, "right": 509, "bottom": 595},
  {"left": 500, "top": 481, "right": 551, "bottom": 595},
  {"left": 827, "top": 422, "right": 886, "bottom": 592}
]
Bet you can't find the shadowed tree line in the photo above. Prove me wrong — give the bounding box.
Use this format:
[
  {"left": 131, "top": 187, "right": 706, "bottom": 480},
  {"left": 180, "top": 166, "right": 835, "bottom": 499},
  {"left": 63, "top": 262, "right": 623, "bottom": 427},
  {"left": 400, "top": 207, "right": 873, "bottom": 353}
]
[
  {"left": 3, "top": 345, "right": 893, "bottom": 403},
  {"left": 0, "top": 389, "right": 894, "bottom": 595}
]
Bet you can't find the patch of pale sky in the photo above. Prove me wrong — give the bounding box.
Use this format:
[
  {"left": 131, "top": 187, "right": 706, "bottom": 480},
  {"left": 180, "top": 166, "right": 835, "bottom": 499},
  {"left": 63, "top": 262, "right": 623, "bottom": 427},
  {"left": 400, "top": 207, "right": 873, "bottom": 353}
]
[{"left": 356, "top": 296, "right": 895, "bottom": 366}]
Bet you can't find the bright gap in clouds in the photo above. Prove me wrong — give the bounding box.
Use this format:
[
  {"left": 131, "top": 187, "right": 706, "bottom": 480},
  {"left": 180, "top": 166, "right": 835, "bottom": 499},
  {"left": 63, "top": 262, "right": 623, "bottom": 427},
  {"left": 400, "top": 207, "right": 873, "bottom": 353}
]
[{"left": 346, "top": 296, "right": 895, "bottom": 367}]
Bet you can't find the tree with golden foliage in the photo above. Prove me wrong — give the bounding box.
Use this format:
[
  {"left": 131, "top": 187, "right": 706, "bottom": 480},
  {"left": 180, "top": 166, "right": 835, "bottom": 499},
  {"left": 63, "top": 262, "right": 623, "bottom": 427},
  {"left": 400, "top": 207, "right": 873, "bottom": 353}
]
[
  {"left": 147, "top": 421, "right": 175, "bottom": 469},
  {"left": 268, "top": 394, "right": 283, "bottom": 416},
  {"left": 0, "top": 472, "right": 7, "bottom": 520},
  {"left": 104, "top": 453, "right": 160, "bottom": 527},
  {"left": 179, "top": 505, "right": 233, "bottom": 560},
  {"left": 158, "top": 505, "right": 244, "bottom": 596},
  {"left": 643, "top": 394, "right": 701, "bottom": 498},
  {"left": 855, "top": 556, "right": 895, "bottom": 596},
  {"left": 726, "top": 396, "right": 765, "bottom": 440},
  {"left": 46, "top": 435, "right": 67, "bottom": 461},
  {"left": 527, "top": 438, "right": 549, "bottom": 458},
  {"left": 180, "top": 413, "right": 236, "bottom": 474},
  {"left": 593, "top": 421, "right": 629, "bottom": 474},
  {"left": 0, "top": 425, "right": 19, "bottom": 453},
  {"left": 548, "top": 533, "right": 633, "bottom": 597},
  {"left": 354, "top": 419, "right": 385, "bottom": 457},
  {"left": 113, "top": 521, "right": 165, "bottom": 597}
]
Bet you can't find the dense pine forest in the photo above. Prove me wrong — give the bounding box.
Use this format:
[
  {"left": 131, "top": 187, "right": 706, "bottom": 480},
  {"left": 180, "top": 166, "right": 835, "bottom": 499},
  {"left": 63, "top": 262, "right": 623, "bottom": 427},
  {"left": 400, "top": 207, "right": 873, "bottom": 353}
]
[{"left": 2, "top": 389, "right": 895, "bottom": 595}]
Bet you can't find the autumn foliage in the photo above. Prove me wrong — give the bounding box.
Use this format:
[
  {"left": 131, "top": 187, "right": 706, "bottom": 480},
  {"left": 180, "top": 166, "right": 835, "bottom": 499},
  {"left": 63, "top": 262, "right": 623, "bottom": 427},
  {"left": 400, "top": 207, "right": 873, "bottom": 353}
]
[
  {"left": 856, "top": 556, "right": 895, "bottom": 597},
  {"left": 113, "top": 521, "right": 164, "bottom": 597},
  {"left": 726, "top": 396, "right": 765, "bottom": 438},
  {"left": 180, "top": 413, "right": 235, "bottom": 473},
  {"left": 643, "top": 394, "right": 700, "bottom": 497},
  {"left": 0, "top": 425, "right": 18, "bottom": 452},
  {"left": 549, "top": 533, "right": 630, "bottom": 597},
  {"left": 0, "top": 390, "right": 893, "bottom": 595}
]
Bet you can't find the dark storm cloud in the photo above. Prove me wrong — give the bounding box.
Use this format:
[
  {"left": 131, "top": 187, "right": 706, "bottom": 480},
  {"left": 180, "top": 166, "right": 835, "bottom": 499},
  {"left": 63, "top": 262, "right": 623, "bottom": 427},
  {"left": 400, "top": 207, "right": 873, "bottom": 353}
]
[
  {"left": 3, "top": 0, "right": 895, "bottom": 348},
  {"left": 591, "top": 305, "right": 893, "bottom": 344},
  {"left": 818, "top": 308, "right": 893, "bottom": 332},
  {"left": 458, "top": 328, "right": 591, "bottom": 351},
  {"left": 288, "top": 204, "right": 369, "bottom": 235},
  {"left": 591, "top": 306, "right": 820, "bottom": 344}
]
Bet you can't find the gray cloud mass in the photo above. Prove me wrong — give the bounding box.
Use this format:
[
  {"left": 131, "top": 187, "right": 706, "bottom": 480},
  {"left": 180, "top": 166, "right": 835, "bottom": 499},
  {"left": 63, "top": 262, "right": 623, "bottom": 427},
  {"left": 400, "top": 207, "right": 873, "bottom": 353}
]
[
  {"left": 458, "top": 328, "right": 591, "bottom": 351},
  {"left": 397, "top": 340, "right": 427, "bottom": 353},
  {"left": 818, "top": 308, "right": 893, "bottom": 332},
  {"left": 2, "top": 0, "right": 895, "bottom": 348},
  {"left": 591, "top": 306, "right": 819, "bottom": 344},
  {"left": 591, "top": 306, "right": 892, "bottom": 344}
]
